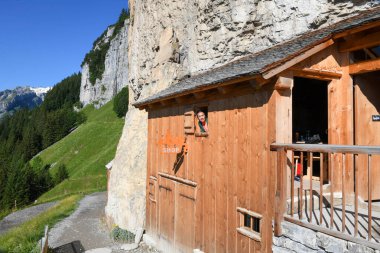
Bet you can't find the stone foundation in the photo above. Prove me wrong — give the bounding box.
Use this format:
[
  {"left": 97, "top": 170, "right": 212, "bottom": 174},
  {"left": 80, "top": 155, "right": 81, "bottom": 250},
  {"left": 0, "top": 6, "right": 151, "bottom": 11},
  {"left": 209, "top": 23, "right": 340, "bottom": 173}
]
[{"left": 273, "top": 221, "right": 379, "bottom": 253}]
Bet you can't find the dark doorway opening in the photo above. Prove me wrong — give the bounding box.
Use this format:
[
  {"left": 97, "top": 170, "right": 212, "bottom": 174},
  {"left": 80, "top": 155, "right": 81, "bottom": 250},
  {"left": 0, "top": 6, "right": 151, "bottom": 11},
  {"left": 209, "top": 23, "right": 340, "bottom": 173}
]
[
  {"left": 293, "top": 77, "right": 328, "bottom": 144},
  {"left": 292, "top": 77, "right": 329, "bottom": 180}
]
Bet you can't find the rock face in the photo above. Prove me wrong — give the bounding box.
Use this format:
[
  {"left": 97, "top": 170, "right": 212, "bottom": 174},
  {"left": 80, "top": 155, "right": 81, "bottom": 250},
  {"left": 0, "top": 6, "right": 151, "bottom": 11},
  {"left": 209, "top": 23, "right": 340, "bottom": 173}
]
[
  {"left": 106, "top": 0, "right": 379, "bottom": 233},
  {"left": 80, "top": 19, "right": 129, "bottom": 108}
]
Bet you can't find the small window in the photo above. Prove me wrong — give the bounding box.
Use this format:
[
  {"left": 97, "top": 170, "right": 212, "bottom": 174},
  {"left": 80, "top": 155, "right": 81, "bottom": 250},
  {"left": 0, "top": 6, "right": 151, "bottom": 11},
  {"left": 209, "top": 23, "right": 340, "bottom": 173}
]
[
  {"left": 194, "top": 106, "right": 209, "bottom": 137},
  {"left": 243, "top": 213, "right": 260, "bottom": 233},
  {"left": 350, "top": 45, "right": 380, "bottom": 63},
  {"left": 237, "top": 207, "right": 262, "bottom": 241},
  {"left": 244, "top": 214, "right": 252, "bottom": 229}
]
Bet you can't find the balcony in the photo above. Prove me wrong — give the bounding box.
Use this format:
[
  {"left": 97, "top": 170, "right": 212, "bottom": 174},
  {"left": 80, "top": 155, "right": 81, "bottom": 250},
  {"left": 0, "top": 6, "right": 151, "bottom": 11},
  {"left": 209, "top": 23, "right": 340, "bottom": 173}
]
[{"left": 271, "top": 143, "right": 380, "bottom": 250}]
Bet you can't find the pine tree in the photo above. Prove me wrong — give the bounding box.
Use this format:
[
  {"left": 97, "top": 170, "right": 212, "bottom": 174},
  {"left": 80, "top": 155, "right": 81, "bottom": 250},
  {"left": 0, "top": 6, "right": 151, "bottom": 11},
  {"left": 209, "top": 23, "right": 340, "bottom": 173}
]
[
  {"left": 113, "top": 87, "right": 129, "bottom": 117},
  {"left": 55, "top": 164, "right": 69, "bottom": 185}
]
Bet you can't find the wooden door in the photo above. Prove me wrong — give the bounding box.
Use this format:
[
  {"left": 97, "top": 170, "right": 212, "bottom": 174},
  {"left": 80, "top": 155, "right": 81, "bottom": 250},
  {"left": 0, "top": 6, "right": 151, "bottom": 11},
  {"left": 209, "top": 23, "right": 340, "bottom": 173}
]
[
  {"left": 354, "top": 72, "right": 380, "bottom": 200},
  {"left": 174, "top": 183, "right": 196, "bottom": 253},
  {"left": 158, "top": 177, "right": 175, "bottom": 248},
  {"left": 158, "top": 176, "right": 196, "bottom": 253}
]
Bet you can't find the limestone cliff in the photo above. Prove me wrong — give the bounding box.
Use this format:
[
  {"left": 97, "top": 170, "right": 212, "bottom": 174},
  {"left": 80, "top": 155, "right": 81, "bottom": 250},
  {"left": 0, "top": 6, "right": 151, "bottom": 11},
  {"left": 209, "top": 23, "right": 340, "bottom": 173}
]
[
  {"left": 106, "top": 0, "right": 379, "bottom": 233},
  {"left": 80, "top": 19, "right": 129, "bottom": 108}
]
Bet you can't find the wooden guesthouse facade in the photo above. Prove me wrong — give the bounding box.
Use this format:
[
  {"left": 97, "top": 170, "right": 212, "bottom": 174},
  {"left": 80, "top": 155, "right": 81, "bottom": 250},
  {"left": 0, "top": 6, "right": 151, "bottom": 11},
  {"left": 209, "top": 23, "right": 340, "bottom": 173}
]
[{"left": 134, "top": 7, "right": 380, "bottom": 253}]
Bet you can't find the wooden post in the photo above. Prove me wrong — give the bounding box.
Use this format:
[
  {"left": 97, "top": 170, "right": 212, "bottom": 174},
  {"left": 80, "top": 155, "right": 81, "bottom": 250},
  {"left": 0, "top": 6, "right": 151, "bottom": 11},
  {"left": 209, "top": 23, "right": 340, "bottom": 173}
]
[
  {"left": 300, "top": 152, "right": 304, "bottom": 220},
  {"left": 354, "top": 154, "right": 359, "bottom": 237},
  {"left": 274, "top": 148, "right": 288, "bottom": 236},
  {"left": 330, "top": 153, "right": 334, "bottom": 230},
  {"left": 291, "top": 151, "right": 295, "bottom": 216},
  {"left": 309, "top": 152, "right": 313, "bottom": 223},
  {"left": 41, "top": 225, "right": 49, "bottom": 253},
  {"left": 368, "top": 154, "right": 372, "bottom": 241},
  {"left": 342, "top": 153, "right": 346, "bottom": 233},
  {"left": 320, "top": 153, "right": 324, "bottom": 225}
]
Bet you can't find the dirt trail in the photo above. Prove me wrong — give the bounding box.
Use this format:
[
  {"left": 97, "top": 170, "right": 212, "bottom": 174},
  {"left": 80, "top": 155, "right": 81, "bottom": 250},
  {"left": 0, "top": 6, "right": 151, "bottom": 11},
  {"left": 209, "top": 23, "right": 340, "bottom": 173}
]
[
  {"left": 48, "top": 192, "right": 158, "bottom": 253},
  {"left": 0, "top": 201, "right": 57, "bottom": 235},
  {"left": 48, "top": 192, "right": 117, "bottom": 250}
]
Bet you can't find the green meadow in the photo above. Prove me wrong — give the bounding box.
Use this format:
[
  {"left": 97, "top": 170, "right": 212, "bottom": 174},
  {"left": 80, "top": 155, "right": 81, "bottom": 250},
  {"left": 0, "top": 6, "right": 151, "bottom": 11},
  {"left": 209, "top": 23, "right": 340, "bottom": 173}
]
[{"left": 35, "top": 100, "right": 124, "bottom": 203}]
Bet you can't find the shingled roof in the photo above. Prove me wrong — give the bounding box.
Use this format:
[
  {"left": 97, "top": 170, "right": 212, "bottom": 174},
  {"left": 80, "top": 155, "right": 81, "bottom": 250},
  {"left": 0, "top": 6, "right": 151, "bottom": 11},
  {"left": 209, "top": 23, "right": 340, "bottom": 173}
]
[{"left": 134, "top": 6, "right": 380, "bottom": 108}]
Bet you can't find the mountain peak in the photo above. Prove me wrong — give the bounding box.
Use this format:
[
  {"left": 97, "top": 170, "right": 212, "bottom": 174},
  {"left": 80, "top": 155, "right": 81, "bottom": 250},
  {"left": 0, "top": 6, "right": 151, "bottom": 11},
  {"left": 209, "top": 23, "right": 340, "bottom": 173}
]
[
  {"left": 30, "top": 86, "right": 51, "bottom": 98},
  {"left": 0, "top": 86, "right": 51, "bottom": 118}
]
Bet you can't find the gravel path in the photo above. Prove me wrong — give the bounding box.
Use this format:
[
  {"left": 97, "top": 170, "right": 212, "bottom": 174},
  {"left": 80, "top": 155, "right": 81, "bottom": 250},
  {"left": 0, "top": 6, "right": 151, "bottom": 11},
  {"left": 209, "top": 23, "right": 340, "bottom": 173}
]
[
  {"left": 48, "top": 192, "right": 159, "bottom": 253},
  {"left": 0, "top": 201, "right": 57, "bottom": 235}
]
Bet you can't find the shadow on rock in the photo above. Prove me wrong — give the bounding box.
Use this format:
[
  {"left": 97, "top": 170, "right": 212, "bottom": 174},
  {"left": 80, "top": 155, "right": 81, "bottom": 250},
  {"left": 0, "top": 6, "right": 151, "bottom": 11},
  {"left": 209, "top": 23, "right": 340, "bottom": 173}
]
[{"left": 52, "top": 240, "right": 85, "bottom": 253}]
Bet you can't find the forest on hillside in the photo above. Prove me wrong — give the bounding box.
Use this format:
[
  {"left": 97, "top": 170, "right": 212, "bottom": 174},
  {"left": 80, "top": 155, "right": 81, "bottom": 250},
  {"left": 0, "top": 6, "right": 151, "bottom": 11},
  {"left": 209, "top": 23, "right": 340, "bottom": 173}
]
[{"left": 0, "top": 73, "right": 84, "bottom": 210}]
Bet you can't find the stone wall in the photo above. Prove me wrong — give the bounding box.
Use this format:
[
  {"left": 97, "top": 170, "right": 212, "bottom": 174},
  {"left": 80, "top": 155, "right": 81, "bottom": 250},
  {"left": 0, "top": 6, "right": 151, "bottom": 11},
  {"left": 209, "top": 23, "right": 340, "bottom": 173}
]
[
  {"left": 80, "top": 19, "right": 129, "bottom": 108},
  {"left": 273, "top": 221, "right": 379, "bottom": 253},
  {"left": 105, "top": 0, "right": 379, "bottom": 234}
]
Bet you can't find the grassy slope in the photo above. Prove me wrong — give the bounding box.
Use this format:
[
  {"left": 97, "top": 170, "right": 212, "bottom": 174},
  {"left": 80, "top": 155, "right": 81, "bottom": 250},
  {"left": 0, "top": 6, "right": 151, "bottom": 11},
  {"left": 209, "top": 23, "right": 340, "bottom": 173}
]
[
  {"left": 0, "top": 195, "right": 82, "bottom": 253},
  {"left": 35, "top": 100, "right": 124, "bottom": 203}
]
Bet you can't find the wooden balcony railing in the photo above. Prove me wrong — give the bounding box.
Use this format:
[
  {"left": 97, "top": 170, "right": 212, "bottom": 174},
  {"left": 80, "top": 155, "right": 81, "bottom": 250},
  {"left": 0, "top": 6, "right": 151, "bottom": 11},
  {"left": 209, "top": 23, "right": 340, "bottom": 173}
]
[{"left": 271, "top": 143, "right": 380, "bottom": 250}]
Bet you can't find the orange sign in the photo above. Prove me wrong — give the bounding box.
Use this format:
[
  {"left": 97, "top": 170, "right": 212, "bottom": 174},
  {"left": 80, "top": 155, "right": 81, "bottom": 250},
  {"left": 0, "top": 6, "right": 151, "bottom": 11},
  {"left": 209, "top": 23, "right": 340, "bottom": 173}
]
[{"left": 157, "top": 131, "right": 188, "bottom": 154}]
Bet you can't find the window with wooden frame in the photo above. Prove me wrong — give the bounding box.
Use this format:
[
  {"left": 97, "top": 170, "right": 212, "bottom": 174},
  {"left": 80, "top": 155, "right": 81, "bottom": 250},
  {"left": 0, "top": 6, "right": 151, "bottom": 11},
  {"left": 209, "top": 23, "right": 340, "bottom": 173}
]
[
  {"left": 184, "top": 105, "right": 209, "bottom": 137},
  {"left": 194, "top": 105, "right": 209, "bottom": 137},
  {"left": 237, "top": 207, "right": 262, "bottom": 241}
]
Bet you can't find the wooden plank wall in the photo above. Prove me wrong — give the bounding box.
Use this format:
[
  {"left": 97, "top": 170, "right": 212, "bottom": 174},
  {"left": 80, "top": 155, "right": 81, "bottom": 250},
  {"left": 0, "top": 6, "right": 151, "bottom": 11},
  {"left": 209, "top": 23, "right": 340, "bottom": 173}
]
[
  {"left": 146, "top": 87, "right": 277, "bottom": 253},
  {"left": 354, "top": 72, "right": 380, "bottom": 200}
]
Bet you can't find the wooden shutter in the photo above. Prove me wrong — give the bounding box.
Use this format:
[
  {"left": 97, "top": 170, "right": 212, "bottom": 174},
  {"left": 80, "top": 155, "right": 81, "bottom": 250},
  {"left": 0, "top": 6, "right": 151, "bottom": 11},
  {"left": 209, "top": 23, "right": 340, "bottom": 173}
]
[{"left": 184, "top": 109, "right": 195, "bottom": 134}]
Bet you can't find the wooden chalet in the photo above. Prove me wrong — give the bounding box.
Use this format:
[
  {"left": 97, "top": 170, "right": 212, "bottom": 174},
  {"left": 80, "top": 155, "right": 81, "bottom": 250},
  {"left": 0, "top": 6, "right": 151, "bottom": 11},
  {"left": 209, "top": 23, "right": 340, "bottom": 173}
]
[{"left": 134, "top": 7, "right": 380, "bottom": 253}]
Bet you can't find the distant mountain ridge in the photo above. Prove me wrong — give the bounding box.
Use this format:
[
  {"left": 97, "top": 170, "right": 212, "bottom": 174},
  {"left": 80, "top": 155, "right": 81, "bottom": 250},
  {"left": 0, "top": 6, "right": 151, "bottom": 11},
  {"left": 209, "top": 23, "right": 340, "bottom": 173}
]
[{"left": 0, "top": 86, "right": 51, "bottom": 117}]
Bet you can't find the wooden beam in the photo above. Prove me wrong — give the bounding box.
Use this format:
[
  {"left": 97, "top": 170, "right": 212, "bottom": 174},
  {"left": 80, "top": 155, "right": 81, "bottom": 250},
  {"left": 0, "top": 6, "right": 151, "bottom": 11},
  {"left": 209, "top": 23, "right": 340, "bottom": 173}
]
[
  {"left": 236, "top": 227, "right": 261, "bottom": 242},
  {"left": 262, "top": 39, "right": 335, "bottom": 79},
  {"left": 193, "top": 92, "right": 206, "bottom": 99},
  {"left": 349, "top": 58, "right": 380, "bottom": 75},
  {"left": 139, "top": 105, "right": 148, "bottom": 111},
  {"left": 249, "top": 80, "right": 260, "bottom": 89},
  {"left": 217, "top": 86, "right": 229, "bottom": 94},
  {"left": 237, "top": 207, "right": 263, "bottom": 219},
  {"left": 339, "top": 30, "right": 380, "bottom": 52},
  {"left": 175, "top": 96, "right": 190, "bottom": 104},
  {"left": 158, "top": 172, "right": 197, "bottom": 187},
  {"left": 270, "top": 143, "right": 380, "bottom": 155},
  {"left": 147, "top": 103, "right": 161, "bottom": 110},
  {"left": 160, "top": 99, "right": 173, "bottom": 106},
  {"left": 364, "top": 48, "right": 377, "bottom": 59},
  {"left": 249, "top": 76, "right": 270, "bottom": 89},
  {"left": 274, "top": 75, "right": 293, "bottom": 90},
  {"left": 291, "top": 67, "right": 342, "bottom": 80},
  {"left": 333, "top": 20, "right": 380, "bottom": 39}
]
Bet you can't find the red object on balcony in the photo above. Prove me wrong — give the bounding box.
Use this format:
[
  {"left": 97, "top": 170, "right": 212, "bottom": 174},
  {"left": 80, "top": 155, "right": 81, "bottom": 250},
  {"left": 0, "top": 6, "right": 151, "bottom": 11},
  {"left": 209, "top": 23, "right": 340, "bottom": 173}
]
[{"left": 296, "top": 163, "right": 302, "bottom": 176}]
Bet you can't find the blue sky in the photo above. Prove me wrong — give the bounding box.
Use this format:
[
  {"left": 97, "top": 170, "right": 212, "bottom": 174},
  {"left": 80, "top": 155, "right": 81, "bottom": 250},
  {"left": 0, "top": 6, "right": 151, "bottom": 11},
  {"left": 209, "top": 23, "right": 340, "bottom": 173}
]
[{"left": 0, "top": 0, "right": 128, "bottom": 91}]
